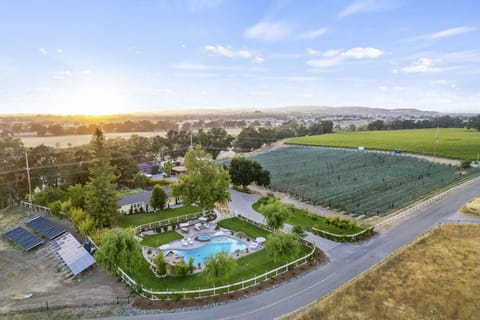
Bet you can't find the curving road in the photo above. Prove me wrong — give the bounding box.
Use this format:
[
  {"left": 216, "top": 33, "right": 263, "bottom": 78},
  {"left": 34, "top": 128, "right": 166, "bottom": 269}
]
[{"left": 106, "top": 182, "right": 480, "bottom": 320}]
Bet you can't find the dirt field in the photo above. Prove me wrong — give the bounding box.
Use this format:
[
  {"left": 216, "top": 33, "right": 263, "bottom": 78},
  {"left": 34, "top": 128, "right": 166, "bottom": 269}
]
[
  {"left": 0, "top": 207, "right": 129, "bottom": 318},
  {"left": 287, "top": 224, "right": 480, "bottom": 320}
]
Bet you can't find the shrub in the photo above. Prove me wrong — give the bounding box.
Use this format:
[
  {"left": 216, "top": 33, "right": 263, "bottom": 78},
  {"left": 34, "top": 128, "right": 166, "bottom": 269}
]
[
  {"left": 175, "top": 262, "right": 189, "bottom": 277},
  {"left": 154, "top": 252, "right": 166, "bottom": 275}
]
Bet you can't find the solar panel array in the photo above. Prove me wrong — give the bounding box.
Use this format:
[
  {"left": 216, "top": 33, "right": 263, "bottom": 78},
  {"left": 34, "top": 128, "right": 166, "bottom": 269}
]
[
  {"left": 25, "top": 216, "right": 66, "bottom": 239},
  {"left": 55, "top": 233, "right": 95, "bottom": 275},
  {"left": 3, "top": 226, "right": 44, "bottom": 251}
]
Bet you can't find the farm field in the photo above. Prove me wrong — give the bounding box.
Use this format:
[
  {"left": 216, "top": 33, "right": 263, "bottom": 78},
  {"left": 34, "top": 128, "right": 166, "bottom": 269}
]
[
  {"left": 18, "top": 128, "right": 243, "bottom": 148},
  {"left": 289, "top": 224, "right": 480, "bottom": 320},
  {"left": 252, "top": 146, "right": 479, "bottom": 217},
  {"left": 287, "top": 128, "right": 480, "bottom": 160}
]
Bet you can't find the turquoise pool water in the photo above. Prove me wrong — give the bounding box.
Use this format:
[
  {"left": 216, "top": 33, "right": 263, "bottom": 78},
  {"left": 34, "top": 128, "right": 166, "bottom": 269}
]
[{"left": 168, "top": 236, "right": 247, "bottom": 265}]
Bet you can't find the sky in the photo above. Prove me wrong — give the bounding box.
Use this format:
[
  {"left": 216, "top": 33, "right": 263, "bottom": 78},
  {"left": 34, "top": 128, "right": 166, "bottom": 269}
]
[{"left": 0, "top": 0, "right": 479, "bottom": 115}]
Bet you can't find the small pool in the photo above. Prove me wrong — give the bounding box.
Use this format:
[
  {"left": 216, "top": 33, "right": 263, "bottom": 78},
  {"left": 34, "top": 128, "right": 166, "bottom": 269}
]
[
  {"left": 196, "top": 234, "right": 211, "bottom": 242},
  {"left": 167, "top": 236, "right": 247, "bottom": 265}
]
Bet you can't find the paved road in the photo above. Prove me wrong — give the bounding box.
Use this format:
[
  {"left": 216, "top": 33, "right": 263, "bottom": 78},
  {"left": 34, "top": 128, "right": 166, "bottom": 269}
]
[{"left": 106, "top": 182, "right": 480, "bottom": 320}]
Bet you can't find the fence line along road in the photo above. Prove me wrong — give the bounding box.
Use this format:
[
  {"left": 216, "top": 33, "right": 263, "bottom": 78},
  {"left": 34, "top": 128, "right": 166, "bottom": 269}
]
[{"left": 374, "top": 175, "right": 480, "bottom": 231}]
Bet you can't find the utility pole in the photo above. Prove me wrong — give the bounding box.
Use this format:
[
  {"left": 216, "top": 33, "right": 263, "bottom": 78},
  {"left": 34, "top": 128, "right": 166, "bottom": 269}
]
[{"left": 25, "top": 152, "right": 32, "bottom": 203}]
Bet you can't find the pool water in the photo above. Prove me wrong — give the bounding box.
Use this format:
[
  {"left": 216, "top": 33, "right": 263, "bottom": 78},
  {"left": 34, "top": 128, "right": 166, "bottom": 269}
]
[{"left": 168, "top": 236, "right": 247, "bottom": 265}]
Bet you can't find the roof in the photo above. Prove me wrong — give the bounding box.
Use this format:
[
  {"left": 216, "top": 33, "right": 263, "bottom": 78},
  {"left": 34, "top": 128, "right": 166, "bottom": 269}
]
[
  {"left": 55, "top": 233, "right": 95, "bottom": 276},
  {"left": 3, "top": 226, "right": 44, "bottom": 251},
  {"left": 25, "top": 216, "right": 66, "bottom": 240},
  {"left": 118, "top": 190, "right": 152, "bottom": 206}
]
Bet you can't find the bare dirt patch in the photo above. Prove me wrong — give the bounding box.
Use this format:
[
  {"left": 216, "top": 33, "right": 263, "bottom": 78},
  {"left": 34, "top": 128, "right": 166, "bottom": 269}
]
[
  {"left": 286, "top": 224, "right": 480, "bottom": 320},
  {"left": 0, "top": 207, "right": 129, "bottom": 317}
]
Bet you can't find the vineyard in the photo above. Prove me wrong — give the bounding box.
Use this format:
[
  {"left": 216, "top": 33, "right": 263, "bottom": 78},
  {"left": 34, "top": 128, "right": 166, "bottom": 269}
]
[
  {"left": 287, "top": 128, "right": 480, "bottom": 160},
  {"left": 252, "top": 146, "right": 479, "bottom": 218}
]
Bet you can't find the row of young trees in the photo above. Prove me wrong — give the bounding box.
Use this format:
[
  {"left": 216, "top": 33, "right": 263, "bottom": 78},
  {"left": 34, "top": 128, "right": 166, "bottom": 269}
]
[{"left": 367, "top": 116, "right": 466, "bottom": 131}]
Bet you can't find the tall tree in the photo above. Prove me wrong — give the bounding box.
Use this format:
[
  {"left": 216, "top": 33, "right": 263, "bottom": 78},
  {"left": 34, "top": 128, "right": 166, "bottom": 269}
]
[
  {"left": 229, "top": 157, "right": 270, "bottom": 189},
  {"left": 150, "top": 184, "right": 167, "bottom": 210},
  {"left": 171, "top": 146, "right": 231, "bottom": 212},
  {"left": 84, "top": 128, "right": 118, "bottom": 228},
  {"left": 467, "top": 115, "right": 480, "bottom": 132},
  {"left": 0, "top": 136, "right": 27, "bottom": 207}
]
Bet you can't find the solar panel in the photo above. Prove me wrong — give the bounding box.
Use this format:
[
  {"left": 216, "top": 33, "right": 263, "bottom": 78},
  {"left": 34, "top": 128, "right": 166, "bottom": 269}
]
[
  {"left": 55, "top": 233, "right": 95, "bottom": 275},
  {"left": 3, "top": 226, "right": 44, "bottom": 251},
  {"left": 25, "top": 216, "right": 66, "bottom": 239}
]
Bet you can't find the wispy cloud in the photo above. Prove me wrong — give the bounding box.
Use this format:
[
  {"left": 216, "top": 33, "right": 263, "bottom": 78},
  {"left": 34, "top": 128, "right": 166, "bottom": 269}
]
[
  {"left": 339, "top": 0, "right": 402, "bottom": 17},
  {"left": 52, "top": 69, "right": 93, "bottom": 80},
  {"left": 414, "top": 26, "right": 476, "bottom": 40},
  {"left": 204, "top": 45, "right": 263, "bottom": 63},
  {"left": 173, "top": 62, "right": 209, "bottom": 70},
  {"left": 56, "top": 48, "right": 63, "bottom": 54},
  {"left": 400, "top": 58, "right": 441, "bottom": 73},
  {"left": 244, "top": 20, "right": 293, "bottom": 42},
  {"left": 39, "top": 48, "right": 48, "bottom": 55},
  {"left": 307, "top": 47, "right": 383, "bottom": 68},
  {"left": 128, "top": 46, "right": 143, "bottom": 55},
  {"left": 298, "top": 27, "right": 328, "bottom": 40}
]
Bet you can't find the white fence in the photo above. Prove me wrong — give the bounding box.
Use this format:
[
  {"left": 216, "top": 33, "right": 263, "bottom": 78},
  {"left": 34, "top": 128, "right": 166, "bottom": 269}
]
[
  {"left": 132, "top": 212, "right": 203, "bottom": 235},
  {"left": 117, "top": 210, "right": 316, "bottom": 300}
]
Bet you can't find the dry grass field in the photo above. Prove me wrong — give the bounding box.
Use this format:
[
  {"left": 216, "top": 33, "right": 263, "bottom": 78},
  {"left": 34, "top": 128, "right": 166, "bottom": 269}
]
[
  {"left": 460, "top": 197, "right": 480, "bottom": 217},
  {"left": 289, "top": 224, "right": 480, "bottom": 320}
]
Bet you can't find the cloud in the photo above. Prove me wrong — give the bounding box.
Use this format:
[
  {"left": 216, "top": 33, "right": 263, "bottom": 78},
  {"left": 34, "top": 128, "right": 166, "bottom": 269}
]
[
  {"left": 342, "top": 47, "right": 383, "bottom": 58},
  {"left": 244, "top": 21, "right": 293, "bottom": 42},
  {"left": 400, "top": 58, "right": 441, "bottom": 73},
  {"left": 56, "top": 48, "right": 63, "bottom": 54},
  {"left": 378, "top": 85, "right": 403, "bottom": 92},
  {"left": 339, "top": 0, "right": 401, "bottom": 17},
  {"left": 128, "top": 46, "right": 143, "bottom": 55},
  {"left": 204, "top": 45, "right": 263, "bottom": 63},
  {"left": 307, "top": 47, "right": 383, "bottom": 68},
  {"left": 78, "top": 69, "right": 93, "bottom": 76},
  {"left": 173, "top": 62, "right": 209, "bottom": 70},
  {"left": 298, "top": 27, "right": 328, "bottom": 40},
  {"left": 39, "top": 48, "right": 48, "bottom": 55},
  {"left": 416, "top": 26, "right": 476, "bottom": 40}
]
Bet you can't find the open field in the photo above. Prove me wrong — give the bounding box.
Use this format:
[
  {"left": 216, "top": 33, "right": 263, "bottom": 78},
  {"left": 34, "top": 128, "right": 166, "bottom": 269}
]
[
  {"left": 18, "top": 128, "right": 243, "bottom": 148},
  {"left": 252, "top": 146, "right": 478, "bottom": 217},
  {"left": 289, "top": 224, "right": 480, "bottom": 320},
  {"left": 460, "top": 196, "right": 480, "bottom": 217},
  {"left": 287, "top": 128, "right": 480, "bottom": 160},
  {"left": 117, "top": 205, "right": 199, "bottom": 228},
  {"left": 0, "top": 207, "right": 128, "bottom": 315}
]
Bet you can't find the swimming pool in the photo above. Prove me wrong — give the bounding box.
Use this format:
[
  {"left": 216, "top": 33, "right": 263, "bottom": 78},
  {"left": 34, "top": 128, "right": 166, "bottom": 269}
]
[{"left": 168, "top": 236, "right": 247, "bottom": 265}]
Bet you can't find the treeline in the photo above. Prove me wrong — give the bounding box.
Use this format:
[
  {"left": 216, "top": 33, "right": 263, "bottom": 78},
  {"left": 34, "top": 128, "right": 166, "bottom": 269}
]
[
  {"left": 235, "top": 120, "right": 333, "bottom": 150},
  {"left": 367, "top": 116, "right": 465, "bottom": 131}
]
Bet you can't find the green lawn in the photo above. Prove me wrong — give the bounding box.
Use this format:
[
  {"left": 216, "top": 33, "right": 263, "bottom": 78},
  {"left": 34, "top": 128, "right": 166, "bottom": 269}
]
[
  {"left": 287, "top": 128, "right": 480, "bottom": 160},
  {"left": 130, "top": 243, "right": 311, "bottom": 292},
  {"left": 118, "top": 205, "right": 200, "bottom": 228},
  {"left": 140, "top": 231, "right": 183, "bottom": 247},
  {"left": 252, "top": 199, "right": 366, "bottom": 235},
  {"left": 217, "top": 217, "right": 270, "bottom": 238}
]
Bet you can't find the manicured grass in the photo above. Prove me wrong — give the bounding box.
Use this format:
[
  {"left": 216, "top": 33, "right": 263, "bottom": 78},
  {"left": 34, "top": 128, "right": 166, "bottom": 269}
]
[
  {"left": 251, "top": 146, "right": 477, "bottom": 217},
  {"left": 131, "top": 242, "right": 311, "bottom": 291},
  {"left": 252, "top": 199, "right": 366, "bottom": 235},
  {"left": 118, "top": 206, "right": 199, "bottom": 228},
  {"left": 291, "top": 224, "right": 480, "bottom": 320},
  {"left": 217, "top": 217, "right": 270, "bottom": 238},
  {"left": 286, "top": 128, "right": 480, "bottom": 160},
  {"left": 140, "top": 231, "right": 183, "bottom": 247}
]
